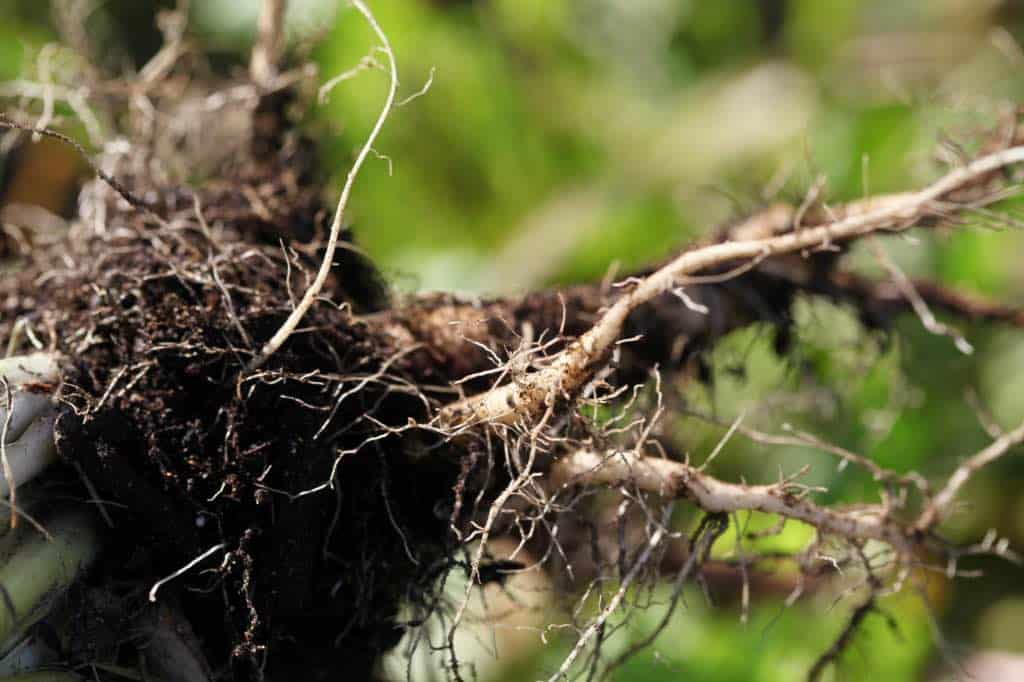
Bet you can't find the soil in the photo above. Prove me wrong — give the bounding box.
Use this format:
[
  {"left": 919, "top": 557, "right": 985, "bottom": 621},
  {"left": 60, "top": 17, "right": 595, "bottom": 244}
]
[{"left": 1, "top": 89, "right": 461, "bottom": 681}]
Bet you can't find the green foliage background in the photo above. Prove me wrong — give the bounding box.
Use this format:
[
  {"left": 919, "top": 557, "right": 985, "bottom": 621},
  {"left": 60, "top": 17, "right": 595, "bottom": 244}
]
[{"left": 3, "top": 1, "right": 1024, "bottom": 680}]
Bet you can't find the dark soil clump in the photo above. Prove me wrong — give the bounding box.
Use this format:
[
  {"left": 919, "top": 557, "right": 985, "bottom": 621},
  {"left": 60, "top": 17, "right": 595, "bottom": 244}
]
[{"left": 1, "top": 95, "right": 458, "bottom": 679}]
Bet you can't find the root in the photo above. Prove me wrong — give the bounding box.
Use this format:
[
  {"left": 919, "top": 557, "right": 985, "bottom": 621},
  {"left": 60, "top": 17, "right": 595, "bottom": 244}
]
[
  {"left": 550, "top": 448, "right": 909, "bottom": 549},
  {"left": 0, "top": 355, "right": 59, "bottom": 390},
  {"left": 250, "top": 0, "right": 288, "bottom": 88},
  {"left": 0, "top": 413, "right": 58, "bottom": 500},
  {"left": 5, "top": 7, "right": 1024, "bottom": 681},
  {"left": 440, "top": 145, "right": 1024, "bottom": 428},
  {"left": 250, "top": 0, "right": 399, "bottom": 369},
  {"left": 0, "top": 354, "right": 61, "bottom": 529},
  {"left": 0, "top": 511, "right": 99, "bottom": 647}
]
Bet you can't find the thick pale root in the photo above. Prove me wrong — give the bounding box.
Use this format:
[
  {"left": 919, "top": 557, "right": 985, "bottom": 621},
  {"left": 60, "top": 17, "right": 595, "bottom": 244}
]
[
  {"left": 0, "top": 413, "right": 57, "bottom": 499},
  {"left": 0, "top": 511, "right": 99, "bottom": 646},
  {"left": 0, "top": 355, "right": 59, "bottom": 390},
  {"left": 0, "top": 353, "right": 60, "bottom": 499},
  {"left": 0, "top": 393, "right": 52, "bottom": 445}
]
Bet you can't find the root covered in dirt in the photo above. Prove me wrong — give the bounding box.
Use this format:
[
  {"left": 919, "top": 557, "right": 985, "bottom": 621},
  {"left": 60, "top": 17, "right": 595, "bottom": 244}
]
[
  {"left": 5, "top": 5, "right": 1024, "bottom": 681},
  {"left": 2, "top": 80, "right": 461, "bottom": 678}
]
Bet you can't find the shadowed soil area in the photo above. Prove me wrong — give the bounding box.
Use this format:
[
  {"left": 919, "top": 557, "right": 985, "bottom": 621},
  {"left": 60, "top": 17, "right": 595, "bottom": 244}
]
[{"left": 1, "top": 98, "right": 460, "bottom": 679}]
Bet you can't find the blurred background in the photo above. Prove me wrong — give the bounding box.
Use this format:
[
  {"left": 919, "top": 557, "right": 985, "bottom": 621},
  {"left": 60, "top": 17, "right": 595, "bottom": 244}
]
[{"left": 3, "top": 1, "right": 1024, "bottom": 680}]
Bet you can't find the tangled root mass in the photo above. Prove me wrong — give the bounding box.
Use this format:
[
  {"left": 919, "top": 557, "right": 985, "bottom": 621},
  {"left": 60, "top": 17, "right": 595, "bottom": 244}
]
[{"left": 2, "top": 90, "right": 461, "bottom": 680}]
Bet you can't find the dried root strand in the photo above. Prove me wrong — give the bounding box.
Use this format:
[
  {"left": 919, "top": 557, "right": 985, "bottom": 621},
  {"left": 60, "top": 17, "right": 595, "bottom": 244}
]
[
  {"left": 806, "top": 584, "right": 880, "bottom": 681},
  {"left": 549, "top": 406, "right": 1024, "bottom": 570},
  {"left": 250, "top": 0, "right": 398, "bottom": 370},
  {"left": 825, "top": 270, "right": 1024, "bottom": 328},
  {"left": 439, "top": 145, "right": 1024, "bottom": 428},
  {"left": 550, "top": 449, "right": 910, "bottom": 550},
  {"left": 250, "top": 0, "right": 288, "bottom": 88},
  {"left": 916, "top": 419, "right": 1024, "bottom": 531}
]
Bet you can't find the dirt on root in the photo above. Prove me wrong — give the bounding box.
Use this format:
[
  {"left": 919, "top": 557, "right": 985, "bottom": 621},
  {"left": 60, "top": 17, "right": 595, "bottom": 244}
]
[
  {"left": 1, "top": 92, "right": 460, "bottom": 680},
  {"left": 0, "top": 69, "right": 849, "bottom": 681}
]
